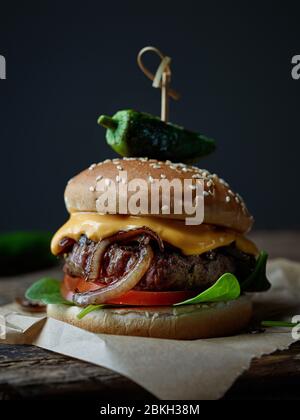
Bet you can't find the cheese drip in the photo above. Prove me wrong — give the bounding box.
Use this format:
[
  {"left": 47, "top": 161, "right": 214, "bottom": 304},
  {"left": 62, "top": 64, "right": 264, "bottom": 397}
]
[{"left": 51, "top": 213, "right": 258, "bottom": 256}]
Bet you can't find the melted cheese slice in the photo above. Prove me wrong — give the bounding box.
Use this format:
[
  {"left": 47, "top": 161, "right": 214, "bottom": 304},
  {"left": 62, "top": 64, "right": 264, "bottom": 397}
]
[{"left": 51, "top": 213, "right": 258, "bottom": 257}]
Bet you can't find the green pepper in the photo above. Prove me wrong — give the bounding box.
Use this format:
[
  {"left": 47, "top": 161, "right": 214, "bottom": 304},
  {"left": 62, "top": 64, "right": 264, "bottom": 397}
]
[
  {"left": 98, "top": 110, "right": 216, "bottom": 163},
  {"left": 0, "top": 231, "right": 58, "bottom": 276}
]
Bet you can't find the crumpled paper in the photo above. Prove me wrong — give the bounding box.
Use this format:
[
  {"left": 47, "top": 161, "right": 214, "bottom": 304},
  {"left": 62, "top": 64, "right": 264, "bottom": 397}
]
[{"left": 1, "top": 259, "right": 300, "bottom": 400}]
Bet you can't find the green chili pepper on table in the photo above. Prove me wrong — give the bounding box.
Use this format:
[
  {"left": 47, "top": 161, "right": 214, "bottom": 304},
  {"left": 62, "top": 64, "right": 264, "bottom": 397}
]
[
  {"left": 0, "top": 231, "right": 58, "bottom": 276},
  {"left": 98, "top": 110, "right": 216, "bottom": 163}
]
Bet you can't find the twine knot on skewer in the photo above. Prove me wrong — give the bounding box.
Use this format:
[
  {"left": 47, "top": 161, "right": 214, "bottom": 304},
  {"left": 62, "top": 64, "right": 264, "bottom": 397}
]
[{"left": 137, "top": 46, "right": 180, "bottom": 122}]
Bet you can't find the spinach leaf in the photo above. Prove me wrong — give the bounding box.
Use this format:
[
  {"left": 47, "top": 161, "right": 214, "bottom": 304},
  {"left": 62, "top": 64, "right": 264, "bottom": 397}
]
[
  {"left": 262, "top": 321, "right": 299, "bottom": 328},
  {"left": 174, "top": 273, "right": 240, "bottom": 306},
  {"left": 241, "top": 251, "right": 271, "bottom": 292},
  {"left": 77, "top": 304, "right": 106, "bottom": 319},
  {"left": 25, "top": 278, "right": 73, "bottom": 305}
]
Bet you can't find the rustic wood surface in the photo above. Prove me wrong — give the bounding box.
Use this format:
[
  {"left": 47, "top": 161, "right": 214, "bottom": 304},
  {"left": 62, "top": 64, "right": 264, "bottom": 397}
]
[{"left": 0, "top": 230, "right": 299, "bottom": 400}]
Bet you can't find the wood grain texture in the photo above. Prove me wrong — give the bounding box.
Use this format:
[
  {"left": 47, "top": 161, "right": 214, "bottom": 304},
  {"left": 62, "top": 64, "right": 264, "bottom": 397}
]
[
  {"left": 0, "top": 344, "right": 154, "bottom": 400},
  {"left": 0, "top": 231, "right": 299, "bottom": 400}
]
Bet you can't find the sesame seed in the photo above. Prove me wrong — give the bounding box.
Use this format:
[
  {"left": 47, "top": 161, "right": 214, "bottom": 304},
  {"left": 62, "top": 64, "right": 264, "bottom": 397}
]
[
  {"left": 104, "top": 159, "right": 111, "bottom": 163},
  {"left": 88, "top": 163, "right": 96, "bottom": 171},
  {"left": 219, "top": 178, "right": 229, "bottom": 187},
  {"left": 165, "top": 160, "right": 172, "bottom": 165},
  {"left": 203, "top": 191, "right": 209, "bottom": 197},
  {"left": 228, "top": 189, "right": 235, "bottom": 196},
  {"left": 96, "top": 175, "right": 103, "bottom": 181},
  {"left": 161, "top": 205, "right": 169, "bottom": 211},
  {"left": 121, "top": 178, "right": 127, "bottom": 185},
  {"left": 67, "top": 178, "right": 73, "bottom": 185},
  {"left": 148, "top": 176, "right": 154, "bottom": 184},
  {"left": 235, "top": 196, "right": 240, "bottom": 203},
  {"left": 226, "top": 196, "right": 231, "bottom": 203},
  {"left": 89, "top": 186, "right": 95, "bottom": 192},
  {"left": 152, "top": 164, "right": 161, "bottom": 169},
  {"left": 192, "top": 174, "right": 202, "bottom": 179},
  {"left": 160, "top": 174, "right": 167, "bottom": 179},
  {"left": 116, "top": 165, "right": 123, "bottom": 171},
  {"left": 116, "top": 175, "right": 121, "bottom": 182},
  {"left": 206, "top": 180, "right": 213, "bottom": 187},
  {"left": 181, "top": 167, "right": 188, "bottom": 173},
  {"left": 189, "top": 184, "right": 197, "bottom": 190},
  {"left": 208, "top": 189, "right": 215, "bottom": 196},
  {"left": 237, "top": 193, "right": 244, "bottom": 202},
  {"left": 105, "top": 179, "right": 111, "bottom": 186}
]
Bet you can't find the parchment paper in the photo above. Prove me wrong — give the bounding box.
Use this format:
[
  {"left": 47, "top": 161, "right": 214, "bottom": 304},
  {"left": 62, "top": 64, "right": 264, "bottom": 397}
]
[{"left": 1, "top": 259, "right": 300, "bottom": 400}]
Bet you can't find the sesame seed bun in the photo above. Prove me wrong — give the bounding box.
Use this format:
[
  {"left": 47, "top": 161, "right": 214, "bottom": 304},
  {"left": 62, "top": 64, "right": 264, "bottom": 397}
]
[
  {"left": 47, "top": 296, "right": 253, "bottom": 340},
  {"left": 65, "top": 158, "right": 254, "bottom": 234}
]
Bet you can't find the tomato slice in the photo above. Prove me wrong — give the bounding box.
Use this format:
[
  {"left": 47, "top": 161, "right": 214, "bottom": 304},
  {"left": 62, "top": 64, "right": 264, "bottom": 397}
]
[
  {"left": 106, "top": 290, "right": 197, "bottom": 306},
  {"left": 62, "top": 274, "right": 197, "bottom": 306}
]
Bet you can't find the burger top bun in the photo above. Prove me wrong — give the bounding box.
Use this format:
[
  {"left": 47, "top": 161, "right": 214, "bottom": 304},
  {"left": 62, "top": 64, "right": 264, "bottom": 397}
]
[{"left": 65, "top": 158, "right": 254, "bottom": 234}]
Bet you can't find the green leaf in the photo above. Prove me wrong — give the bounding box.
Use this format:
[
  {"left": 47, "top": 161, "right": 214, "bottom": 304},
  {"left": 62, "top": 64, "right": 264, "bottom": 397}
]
[
  {"left": 174, "top": 273, "right": 240, "bottom": 306},
  {"left": 261, "top": 321, "right": 300, "bottom": 328},
  {"left": 241, "top": 251, "right": 271, "bottom": 293},
  {"left": 25, "top": 278, "right": 73, "bottom": 305},
  {"left": 77, "top": 304, "right": 107, "bottom": 320}
]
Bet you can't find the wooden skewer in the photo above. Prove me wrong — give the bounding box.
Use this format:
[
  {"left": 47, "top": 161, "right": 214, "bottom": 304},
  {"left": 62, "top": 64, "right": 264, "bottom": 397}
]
[{"left": 161, "top": 71, "right": 170, "bottom": 122}]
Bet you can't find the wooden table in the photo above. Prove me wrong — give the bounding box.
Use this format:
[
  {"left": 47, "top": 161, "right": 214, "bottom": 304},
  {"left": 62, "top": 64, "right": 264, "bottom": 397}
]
[{"left": 0, "top": 231, "right": 299, "bottom": 400}]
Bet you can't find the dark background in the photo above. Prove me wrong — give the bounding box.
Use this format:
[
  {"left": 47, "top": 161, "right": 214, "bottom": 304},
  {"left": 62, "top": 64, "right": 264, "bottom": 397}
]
[{"left": 0, "top": 1, "right": 299, "bottom": 233}]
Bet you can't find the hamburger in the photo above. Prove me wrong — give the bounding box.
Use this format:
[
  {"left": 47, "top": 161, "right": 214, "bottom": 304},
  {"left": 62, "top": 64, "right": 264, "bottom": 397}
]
[{"left": 27, "top": 158, "right": 270, "bottom": 339}]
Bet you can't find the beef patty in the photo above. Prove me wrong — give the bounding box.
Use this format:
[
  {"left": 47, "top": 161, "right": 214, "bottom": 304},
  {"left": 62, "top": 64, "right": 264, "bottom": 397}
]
[{"left": 62, "top": 235, "right": 256, "bottom": 291}]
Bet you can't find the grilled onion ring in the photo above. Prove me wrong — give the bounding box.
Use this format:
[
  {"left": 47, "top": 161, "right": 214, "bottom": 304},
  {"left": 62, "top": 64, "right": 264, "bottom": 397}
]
[
  {"left": 85, "top": 239, "right": 111, "bottom": 282},
  {"left": 84, "top": 227, "right": 163, "bottom": 281},
  {"left": 73, "top": 244, "right": 154, "bottom": 306}
]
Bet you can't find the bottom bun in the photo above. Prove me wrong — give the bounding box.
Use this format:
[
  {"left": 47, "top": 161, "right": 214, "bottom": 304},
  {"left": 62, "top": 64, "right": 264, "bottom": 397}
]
[{"left": 47, "top": 296, "right": 252, "bottom": 340}]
